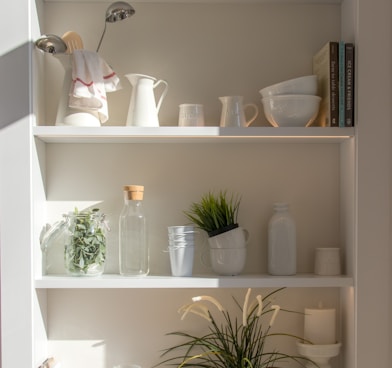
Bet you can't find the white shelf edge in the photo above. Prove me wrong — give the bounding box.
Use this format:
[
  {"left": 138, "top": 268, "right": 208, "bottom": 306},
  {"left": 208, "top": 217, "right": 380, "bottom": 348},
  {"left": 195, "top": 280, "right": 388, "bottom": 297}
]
[
  {"left": 43, "top": 1, "right": 342, "bottom": 4},
  {"left": 33, "top": 126, "right": 354, "bottom": 144},
  {"left": 35, "top": 273, "right": 354, "bottom": 289}
]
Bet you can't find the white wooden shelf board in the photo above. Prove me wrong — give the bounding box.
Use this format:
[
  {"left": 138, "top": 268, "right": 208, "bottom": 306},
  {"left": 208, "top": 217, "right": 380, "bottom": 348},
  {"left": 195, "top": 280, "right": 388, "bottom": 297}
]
[
  {"left": 35, "top": 274, "right": 353, "bottom": 289},
  {"left": 33, "top": 126, "right": 354, "bottom": 144},
  {"left": 44, "top": 1, "right": 342, "bottom": 4}
]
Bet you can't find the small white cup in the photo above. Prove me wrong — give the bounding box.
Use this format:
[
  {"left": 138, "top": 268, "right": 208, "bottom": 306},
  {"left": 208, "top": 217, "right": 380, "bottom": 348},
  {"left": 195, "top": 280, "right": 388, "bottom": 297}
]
[
  {"left": 314, "top": 247, "right": 341, "bottom": 276},
  {"left": 178, "top": 104, "right": 205, "bottom": 126}
]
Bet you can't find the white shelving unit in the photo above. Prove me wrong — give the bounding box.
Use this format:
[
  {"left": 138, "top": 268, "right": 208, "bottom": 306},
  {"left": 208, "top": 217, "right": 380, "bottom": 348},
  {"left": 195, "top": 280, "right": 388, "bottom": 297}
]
[{"left": 1, "top": 0, "right": 392, "bottom": 368}]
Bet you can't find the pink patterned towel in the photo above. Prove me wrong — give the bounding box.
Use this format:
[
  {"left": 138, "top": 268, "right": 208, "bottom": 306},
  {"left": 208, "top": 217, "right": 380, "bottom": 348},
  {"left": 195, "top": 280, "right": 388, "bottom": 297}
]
[{"left": 69, "top": 49, "right": 121, "bottom": 123}]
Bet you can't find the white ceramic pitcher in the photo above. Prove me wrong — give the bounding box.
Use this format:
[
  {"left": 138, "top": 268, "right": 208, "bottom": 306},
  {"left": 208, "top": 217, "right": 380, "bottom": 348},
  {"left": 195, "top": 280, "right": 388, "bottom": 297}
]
[
  {"left": 219, "top": 95, "right": 259, "bottom": 127},
  {"left": 125, "top": 73, "right": 168, "bottom": 127}
]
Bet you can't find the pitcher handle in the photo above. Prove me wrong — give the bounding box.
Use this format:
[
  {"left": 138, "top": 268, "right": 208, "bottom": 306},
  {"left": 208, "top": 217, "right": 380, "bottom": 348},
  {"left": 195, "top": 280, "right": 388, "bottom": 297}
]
[
  {"left": 244, "top": 103, "right": 259, "bottom": 127},
  {"left": 154, "top": 79, "right": 169, "bottom": 113}
]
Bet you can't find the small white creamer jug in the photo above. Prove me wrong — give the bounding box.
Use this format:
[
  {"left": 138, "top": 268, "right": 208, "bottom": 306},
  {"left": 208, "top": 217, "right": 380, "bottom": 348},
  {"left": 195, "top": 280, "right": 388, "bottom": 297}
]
[
  {"left": 219, "top": 95, "right": 259, "bottom": 127},
  {"left": 125, "top": 73, "right": 168, "bottom": 127}
]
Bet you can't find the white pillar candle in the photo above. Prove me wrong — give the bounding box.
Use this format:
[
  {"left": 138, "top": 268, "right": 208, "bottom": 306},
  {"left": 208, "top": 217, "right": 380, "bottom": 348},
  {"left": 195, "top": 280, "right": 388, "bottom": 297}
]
[{"left": 304, "top": 307, "right": 336, "bottom": 344}]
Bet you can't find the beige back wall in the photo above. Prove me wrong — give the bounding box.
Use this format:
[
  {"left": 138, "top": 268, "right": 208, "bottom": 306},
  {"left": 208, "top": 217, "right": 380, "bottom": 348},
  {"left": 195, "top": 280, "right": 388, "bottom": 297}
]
[{"left": 42, "top": 2, "right": 340, "bottom": 126}]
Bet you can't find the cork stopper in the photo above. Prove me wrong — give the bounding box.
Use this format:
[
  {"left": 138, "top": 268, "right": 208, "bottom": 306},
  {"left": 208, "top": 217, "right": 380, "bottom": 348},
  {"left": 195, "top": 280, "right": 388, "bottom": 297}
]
[{"left": 123, "top": 185, "right": 144, "bottom": 200}]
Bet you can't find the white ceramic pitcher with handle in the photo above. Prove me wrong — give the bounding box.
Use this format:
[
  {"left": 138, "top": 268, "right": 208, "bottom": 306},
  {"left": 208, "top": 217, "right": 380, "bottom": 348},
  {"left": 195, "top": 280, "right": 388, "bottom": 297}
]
[
  {"left": 125, "top": 73, "right": 168, "bottom": 127},
  {"left": 219, "top": 95, "right": 259, "bottom": 127}
]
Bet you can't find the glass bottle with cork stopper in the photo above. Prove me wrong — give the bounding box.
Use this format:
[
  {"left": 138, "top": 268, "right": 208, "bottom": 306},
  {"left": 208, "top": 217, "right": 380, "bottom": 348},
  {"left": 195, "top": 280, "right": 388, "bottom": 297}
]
[{"left": 119, "top": 185, "right": 149, "bottom": 276}]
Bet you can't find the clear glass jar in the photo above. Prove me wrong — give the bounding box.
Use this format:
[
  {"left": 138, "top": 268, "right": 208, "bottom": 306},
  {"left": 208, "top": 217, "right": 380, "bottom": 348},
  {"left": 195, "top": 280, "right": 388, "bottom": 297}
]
[
  {"left": 64, "top": 209, "right": 108, "bottom": 276},
  {"left": 119, "top": 185, "right": 149, "bottom": 276},
  {"left": 41, "top": 208, "right": 109, "bottom": 276}
]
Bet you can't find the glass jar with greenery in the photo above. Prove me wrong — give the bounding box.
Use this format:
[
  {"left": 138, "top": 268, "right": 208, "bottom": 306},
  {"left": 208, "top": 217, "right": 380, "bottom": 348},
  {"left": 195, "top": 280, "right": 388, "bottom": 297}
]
[{"left": 64, "top": 208, "right": 108, "bottom": 276}]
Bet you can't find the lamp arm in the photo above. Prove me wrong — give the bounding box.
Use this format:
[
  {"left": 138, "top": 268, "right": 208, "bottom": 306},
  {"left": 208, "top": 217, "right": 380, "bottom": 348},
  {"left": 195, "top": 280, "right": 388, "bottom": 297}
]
[{"left": 96, "top": 22, "right": 107, "bottom": 53}]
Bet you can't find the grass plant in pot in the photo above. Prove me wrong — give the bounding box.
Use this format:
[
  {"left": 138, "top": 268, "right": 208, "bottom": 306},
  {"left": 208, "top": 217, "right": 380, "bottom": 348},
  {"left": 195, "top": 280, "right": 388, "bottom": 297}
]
[
  {"left": 157, "top": 288, "right": 316, "bottom": 368},
  {"left": 184, "top": 191, "right": 248, "bottom": 276}
]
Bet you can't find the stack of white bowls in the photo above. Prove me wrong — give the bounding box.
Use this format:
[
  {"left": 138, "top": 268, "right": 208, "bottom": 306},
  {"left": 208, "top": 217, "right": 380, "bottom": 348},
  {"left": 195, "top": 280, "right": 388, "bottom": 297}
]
[
  {"left": 207, "top": 226, "right": 249, "bottom": 276},
  {"left": 259, "top": 75, "right": 321, "bottom": 127},
  {"left": 167, "top": 225, "right": 196, "bottom": 277}
]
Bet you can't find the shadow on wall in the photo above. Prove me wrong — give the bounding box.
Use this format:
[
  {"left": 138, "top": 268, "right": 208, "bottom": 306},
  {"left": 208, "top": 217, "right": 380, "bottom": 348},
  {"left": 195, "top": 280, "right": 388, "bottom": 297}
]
[{"left": 0, "top": 42, "right": 30, "bottom": 130}]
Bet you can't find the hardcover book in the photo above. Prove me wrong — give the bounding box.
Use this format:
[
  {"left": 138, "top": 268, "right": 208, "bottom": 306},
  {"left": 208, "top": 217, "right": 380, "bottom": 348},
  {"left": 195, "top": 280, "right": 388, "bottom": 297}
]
[
  {"left": 312, "top": 41, "right": 339, "bottom": 127},
  {"left": 345, "top": 43, "right": 355, "bottom": 127},
  {"left": 339, "top": 41, "right": 345, "bottom": 127}
]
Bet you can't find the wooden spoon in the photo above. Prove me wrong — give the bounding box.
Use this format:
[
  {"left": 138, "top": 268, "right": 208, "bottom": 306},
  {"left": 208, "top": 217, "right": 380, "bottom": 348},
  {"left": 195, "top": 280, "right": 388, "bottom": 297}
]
[{"left": 62, "top": 31, "right": 84, "bottom": 54}]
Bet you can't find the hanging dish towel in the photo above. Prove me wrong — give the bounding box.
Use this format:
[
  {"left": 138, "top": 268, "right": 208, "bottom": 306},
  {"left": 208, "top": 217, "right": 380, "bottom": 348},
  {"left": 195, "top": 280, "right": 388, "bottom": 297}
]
[{"left": 69, "top": 49, "right": 121, "bottom": 123}]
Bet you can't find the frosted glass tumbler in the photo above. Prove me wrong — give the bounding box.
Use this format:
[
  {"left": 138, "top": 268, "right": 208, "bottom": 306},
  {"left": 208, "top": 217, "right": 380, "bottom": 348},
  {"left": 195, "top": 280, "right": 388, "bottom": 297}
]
[{"left": 178, "top": 104, "right": 205, "bottom": 126}]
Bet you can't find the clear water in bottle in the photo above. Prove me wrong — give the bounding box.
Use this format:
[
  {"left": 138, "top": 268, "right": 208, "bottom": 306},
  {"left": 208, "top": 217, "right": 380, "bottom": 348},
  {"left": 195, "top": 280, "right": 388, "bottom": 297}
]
[{"left": 119, "top": 185, "right": 149, "bottom": 276}]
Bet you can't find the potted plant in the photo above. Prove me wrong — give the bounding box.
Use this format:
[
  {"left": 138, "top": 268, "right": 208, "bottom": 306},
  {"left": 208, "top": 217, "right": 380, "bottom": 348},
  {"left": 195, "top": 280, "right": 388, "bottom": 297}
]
[
  {"left": 184, "top": 190, "right": 241, "bottom": 238},
  {"left": 184, "top": 190, "right": 248, "bottom": 276},
  {"left": 157, "top": 288, "right": 315, "bottom": 368}
]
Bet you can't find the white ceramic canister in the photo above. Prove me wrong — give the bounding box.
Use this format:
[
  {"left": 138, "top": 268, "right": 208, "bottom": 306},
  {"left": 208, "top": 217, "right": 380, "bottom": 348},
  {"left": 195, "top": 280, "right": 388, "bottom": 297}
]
[{"left": 314, "top": 247, "right": 341, "bottom": 275}]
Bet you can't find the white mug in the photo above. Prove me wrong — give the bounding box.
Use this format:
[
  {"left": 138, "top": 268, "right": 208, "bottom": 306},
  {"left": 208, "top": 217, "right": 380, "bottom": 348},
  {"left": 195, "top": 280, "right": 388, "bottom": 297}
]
[{"left": 314, "top": 247, "right": 341, "bottom": 276}]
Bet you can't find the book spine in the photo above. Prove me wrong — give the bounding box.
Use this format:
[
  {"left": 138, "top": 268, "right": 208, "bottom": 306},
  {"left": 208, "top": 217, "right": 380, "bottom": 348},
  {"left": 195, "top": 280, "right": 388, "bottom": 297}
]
[
  {"left": 330, "top": 42, "right": 339, "bottom": 127},
  {"left": 345, "top": 43, "right": 355, "bottom": 127},
  {"left": 338, "top": 41, "right": 345, "bottom": 127}
]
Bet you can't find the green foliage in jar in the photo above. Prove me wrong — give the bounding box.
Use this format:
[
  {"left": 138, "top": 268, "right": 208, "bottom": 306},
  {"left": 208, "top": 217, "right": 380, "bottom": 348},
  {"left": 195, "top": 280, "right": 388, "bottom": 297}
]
[{"left": 65, "top": 208, "right": 107, "bottom": 275}]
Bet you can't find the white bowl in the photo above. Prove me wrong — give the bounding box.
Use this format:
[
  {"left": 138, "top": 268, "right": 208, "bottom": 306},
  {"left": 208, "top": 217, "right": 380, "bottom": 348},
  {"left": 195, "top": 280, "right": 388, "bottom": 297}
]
[
  {"left": 261, "top": 95, "right": 321, "bottom": 127},
  {"left": 259, "top": 75, "right": 318, "bottom": 99},
  {"left": 209, "top": 247, "right": 246, "bottom": 276}
]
